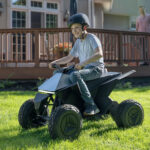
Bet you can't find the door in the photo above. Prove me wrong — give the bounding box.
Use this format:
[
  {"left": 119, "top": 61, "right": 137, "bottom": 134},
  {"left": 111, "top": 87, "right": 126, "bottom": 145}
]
[{"left": 31, "top": 12, "right": 42, "bottom": 28}]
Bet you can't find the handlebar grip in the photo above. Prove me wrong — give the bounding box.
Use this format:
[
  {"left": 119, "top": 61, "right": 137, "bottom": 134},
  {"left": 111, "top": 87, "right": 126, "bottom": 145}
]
[
  {"left": 51, "top": 63, "right": 62, "bottom": 71},
  {"left": 51, "top": 63, "right": 57, "bottom": 68}
]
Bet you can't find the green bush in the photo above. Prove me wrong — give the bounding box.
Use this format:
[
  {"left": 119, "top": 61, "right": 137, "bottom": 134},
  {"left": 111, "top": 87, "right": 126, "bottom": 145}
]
[
  {"left": 0, "top": 80, "right": 16, "bottom": 89},
  {"left": 115, "top": 82, "right": 132, "bottom": 89}
]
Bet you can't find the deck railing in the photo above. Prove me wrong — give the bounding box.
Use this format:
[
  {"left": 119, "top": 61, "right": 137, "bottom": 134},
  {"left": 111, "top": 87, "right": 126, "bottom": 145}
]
[{"left": 0, "top": 28, "right": 150, "bottom": 68}]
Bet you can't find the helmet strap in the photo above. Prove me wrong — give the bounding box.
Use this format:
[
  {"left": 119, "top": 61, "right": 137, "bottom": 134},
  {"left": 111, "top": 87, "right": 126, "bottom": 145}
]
[
  {"left": 81, "top": 29, "right": 87, "bottom": 40},
  {"left": 82, "top": 25, "right": 87, "bottom": 31},
  {"left": 83, "top": 26, "right": 87, "bottom": 30}
]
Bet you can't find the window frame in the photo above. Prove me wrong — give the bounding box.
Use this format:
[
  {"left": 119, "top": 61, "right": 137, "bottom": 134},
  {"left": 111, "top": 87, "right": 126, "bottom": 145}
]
[
  {"left": 12, "top": 10, "right": 27, "bottom": 60},
  {"left": 12, "top": 10, "right": 26, "bottom": 28},
  {"left": 47, "top": 2, "right": 58, "bottom": 10},
  {"left": 12, "top": 0, "right": 26, "bottom": 6},
  {"left": 46, "top": 13, "right": 58, "bottom": 28},
  {"left": 31, "top": 1, "right": 43, "bottom": 8}
]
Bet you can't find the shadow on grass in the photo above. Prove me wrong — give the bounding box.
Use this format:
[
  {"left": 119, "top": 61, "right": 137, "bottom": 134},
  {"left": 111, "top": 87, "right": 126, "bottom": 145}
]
[
  {"left": 90, "top": 126, "right": 124, "bottom": 137},
  {"left": 82, "top": 121, "right": 125, "bottom": 137},
  {"left": 0, "top": 126, "right": 60, "bottom": 149},
  {"left": 0, "top": 121, "right": 126, "bottom": 149}
]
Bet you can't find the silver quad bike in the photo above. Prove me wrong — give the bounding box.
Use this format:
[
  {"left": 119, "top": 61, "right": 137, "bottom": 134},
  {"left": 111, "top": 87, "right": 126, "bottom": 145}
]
[{"left": 18, "top": 64, "right": 144, "bottom": 139}]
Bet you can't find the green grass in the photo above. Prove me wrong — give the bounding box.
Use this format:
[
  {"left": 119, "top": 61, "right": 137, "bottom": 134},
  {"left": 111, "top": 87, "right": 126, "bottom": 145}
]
[{"left": 0, "top": 87, "right": 150, "bottom": 150}]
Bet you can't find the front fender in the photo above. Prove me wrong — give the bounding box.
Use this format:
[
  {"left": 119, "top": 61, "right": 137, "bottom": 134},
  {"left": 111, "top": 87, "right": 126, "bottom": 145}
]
[{"left": 34, "top": 93, "right": 49, "bottom": 113}]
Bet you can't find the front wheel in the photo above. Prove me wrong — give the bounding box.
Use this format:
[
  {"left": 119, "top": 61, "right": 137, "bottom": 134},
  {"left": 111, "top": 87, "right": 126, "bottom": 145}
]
[
  {"left": 118, "top": 99, "right": 144, "bottom": 128},
  {"left": 18, "top": 99, "right": 49, "bottom": 129},
  {"left": 48, "top": 104, "right": 82, "bottom": 139}
]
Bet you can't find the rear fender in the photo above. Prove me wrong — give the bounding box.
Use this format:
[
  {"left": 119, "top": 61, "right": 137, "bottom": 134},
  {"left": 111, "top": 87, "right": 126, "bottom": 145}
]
[
  {"left": 99, "top": 70, "right": 136, "bottom": 86},
  {"left": 116, "top": 70, "right": 136, "bottom": 80},
  {"left": 34, "top": 93, "right": 49, "bottom": 113}
]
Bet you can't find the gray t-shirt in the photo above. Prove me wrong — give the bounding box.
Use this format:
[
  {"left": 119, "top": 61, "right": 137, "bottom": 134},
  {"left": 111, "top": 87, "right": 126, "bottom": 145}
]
[{"left": 70, "top": 33, "right": 104, "bottom": 67}]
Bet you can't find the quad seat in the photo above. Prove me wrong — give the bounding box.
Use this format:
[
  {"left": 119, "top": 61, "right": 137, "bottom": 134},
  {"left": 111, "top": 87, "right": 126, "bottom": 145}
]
[{"left": 87, "top": 72, "right": 121, "bottom": 91}]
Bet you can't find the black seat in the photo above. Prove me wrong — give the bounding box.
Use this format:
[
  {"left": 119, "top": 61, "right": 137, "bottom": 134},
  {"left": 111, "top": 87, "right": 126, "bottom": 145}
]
[{"left": 87, "top": 72, "right": 121, "bottom": 90}]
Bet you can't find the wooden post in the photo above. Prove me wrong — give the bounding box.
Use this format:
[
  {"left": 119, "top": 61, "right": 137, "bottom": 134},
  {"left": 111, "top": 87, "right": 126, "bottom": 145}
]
[
  {"left": 118, "top": 33, "right": 123, "bottom": 66},
  {"left": 34, "top": 31, "right": 40, "bottom": 67},
  {"left": 148, "top": 36, "right": 150, "bottom": 61}
]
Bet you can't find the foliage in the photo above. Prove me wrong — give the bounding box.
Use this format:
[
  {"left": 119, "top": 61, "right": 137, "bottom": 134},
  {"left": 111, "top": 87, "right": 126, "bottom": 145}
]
[
  {"left": 36, "top": 77, "right": 44, "bottom": 88},
  {"left": 0, "top": 80, "right": 38, "bottom": 91},
  {"left": 0, "top": 87, "right": 150, "bottom": 150},
  {"left": 115, "top": 82, "right": 132, "bottom": 89},
  {"left": 0, "top": 80, "right": 16, "bottom": 90}
]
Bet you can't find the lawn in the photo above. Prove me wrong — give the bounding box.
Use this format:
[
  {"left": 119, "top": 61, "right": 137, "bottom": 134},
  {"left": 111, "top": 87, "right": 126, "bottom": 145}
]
[{"left": 0, "top": 87, "right": 150, "bottom": 150}]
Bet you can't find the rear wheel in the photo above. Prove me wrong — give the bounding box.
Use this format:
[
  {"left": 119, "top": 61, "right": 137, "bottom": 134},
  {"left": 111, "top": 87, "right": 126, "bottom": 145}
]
[
  {"left": 18, "top": 99, "right": 49, "bottom": 129},
  {"left": 118, "top": 99, "right": 144, "bottom": 128},
  {"left": 48, "top": 104, "right": 82, "bottom": 139}
]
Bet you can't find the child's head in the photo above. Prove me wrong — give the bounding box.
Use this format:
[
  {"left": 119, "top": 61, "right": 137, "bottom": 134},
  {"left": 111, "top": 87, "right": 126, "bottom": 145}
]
[{"left": 68, "top": 13, "right": 90, "bottom": 38}]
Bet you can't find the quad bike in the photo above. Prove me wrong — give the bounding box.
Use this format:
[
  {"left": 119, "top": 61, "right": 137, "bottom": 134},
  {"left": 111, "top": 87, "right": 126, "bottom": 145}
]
[{"left": 18, "top": 64, "right": 144, "bottom": 139}]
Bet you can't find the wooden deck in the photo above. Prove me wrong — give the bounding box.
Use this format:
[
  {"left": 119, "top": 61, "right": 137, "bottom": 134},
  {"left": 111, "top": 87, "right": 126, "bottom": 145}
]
[
  {"left": 0, "top": 66, "right": 150, "bottom": 79},
  {"left": 0, "top": 28, "right": 150, "bottom": 79}
]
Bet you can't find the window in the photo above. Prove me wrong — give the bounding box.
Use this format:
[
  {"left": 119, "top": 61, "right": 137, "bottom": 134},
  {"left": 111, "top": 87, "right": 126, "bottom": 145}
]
[
  {"left": 12, "top": 11, "right": 26, "bottom": 60},
  {"left": 31, "top": 1, "right": 42, "bottom": 8},
  {"left": 12, "top": 34, "right": 26, "bottom": 60},
  {"left": 47, "top": 3, "right": 58, "bottom": 9},
  {"left": 12, "top": 11, "right": 26, "bottom": 28},
  {"left": 131, "top": 22, "right": 136, "bottom": 29},
  {"left": 46, "top": 14, "right": 58, "bottom": 28},
  {"left": 0, "top": 2, "right": 2, "bottom": 8},
  {"left": 12, "top": 0, "right": 26, "bottom": 6}
]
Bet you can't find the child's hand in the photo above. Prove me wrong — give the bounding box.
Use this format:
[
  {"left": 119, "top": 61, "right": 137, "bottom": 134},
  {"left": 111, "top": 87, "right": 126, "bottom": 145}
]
[
  {"left": 49, "top": 62, "right": 56, "bottom": 68},
  {"left": 75, "top": 64, "right": 83, "bottom": 70}
]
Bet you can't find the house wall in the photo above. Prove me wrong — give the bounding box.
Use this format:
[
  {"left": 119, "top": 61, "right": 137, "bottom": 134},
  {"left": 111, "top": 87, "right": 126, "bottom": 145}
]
[
  {"left": 0, "top": 0, "right": 110, "bottom": 29},
  {"left": 104, "top": 0, "right": 150, "bottom": 30},
  {"left": 0, "top": 0, "right": 7, "bottom": 29},
  {"left": 62, "top": 0, "right": 90, "bottom": 28},
  {"left": 103, "top": 0, "right": 137, "bottom": 30},
  {"left": 61, "top": 0, "right": 70, "bottom": 27},
  {"left": 94, "top": 3, "right": 103, "bottom": 28},
  {"left": 1, "top": 0, "right": 150, "bottom": 30},
  {"left": 109, "top": 0, "right": 138, "bottom": 16},
  {"left": 0, "top": 0, "right": 62, "bottom": 29},
  {"left": 104, "top": 14, "right": 129, "bottom": 30},
  {"left": 78, "top": 0, "right": 88, "bottom": 15}
]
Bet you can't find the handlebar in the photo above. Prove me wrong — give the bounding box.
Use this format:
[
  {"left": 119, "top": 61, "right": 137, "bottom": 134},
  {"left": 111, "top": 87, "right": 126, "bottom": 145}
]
[
  {"left": 51, "top": 63, "right": 76, "bottom": 74},
  {"left": 51, "top": 63, "right": 61, "bottom": 70}
]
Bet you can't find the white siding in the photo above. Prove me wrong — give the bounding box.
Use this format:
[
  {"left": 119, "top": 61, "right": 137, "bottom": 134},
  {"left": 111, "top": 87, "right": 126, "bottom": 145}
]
[
  {"left": 94, "top": 3, "right": 103, "bottom": 29},
  {"left": 78, "top": 0, "right": 88, "bottom": 15},
  {"left": 108, "top": 0, "right": 138, "bottom": 16},
  {"left": 0, "top": 0, "right": 7, "bottom": 29},
  {"left": 104, "top": 14, "right": 130, "bottom": 30},
  {"left": 103, "top": 0, "right": 150, "bottom": 30}
]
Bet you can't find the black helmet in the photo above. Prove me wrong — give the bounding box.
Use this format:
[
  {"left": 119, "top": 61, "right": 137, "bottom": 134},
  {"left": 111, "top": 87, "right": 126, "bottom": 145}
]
[{"left": 68, "top": 13, "right": 90, "bottom": 28}]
